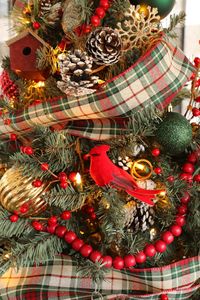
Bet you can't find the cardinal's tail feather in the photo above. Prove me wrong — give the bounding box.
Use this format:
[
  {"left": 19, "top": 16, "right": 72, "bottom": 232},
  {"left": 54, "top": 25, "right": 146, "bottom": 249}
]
[{"left": 126, "top": 189, "right": 156, "bottom": 206}]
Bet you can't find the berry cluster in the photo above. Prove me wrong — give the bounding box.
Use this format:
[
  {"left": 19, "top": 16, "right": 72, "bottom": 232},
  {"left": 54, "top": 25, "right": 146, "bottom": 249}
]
[
  {"left": 180, "top": 149, "right": 200, "bottom": 183},
  {"left": 0, "top": 70, "right": 19, "bottom": 100}
]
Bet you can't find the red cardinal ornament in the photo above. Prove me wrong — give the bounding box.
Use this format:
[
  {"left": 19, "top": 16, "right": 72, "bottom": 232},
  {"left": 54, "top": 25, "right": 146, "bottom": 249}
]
[{"left": 89, "top": 145, "right": 163, "bottom": 206}]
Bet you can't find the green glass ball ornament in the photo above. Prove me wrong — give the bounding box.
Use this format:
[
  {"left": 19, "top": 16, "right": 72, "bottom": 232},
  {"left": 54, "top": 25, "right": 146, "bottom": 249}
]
[
  {"left": 155, "top": 112, "right": 193, "bottom": 155},
  {"left": 130, "top": 0, "right": 175, "bottom": 19}
]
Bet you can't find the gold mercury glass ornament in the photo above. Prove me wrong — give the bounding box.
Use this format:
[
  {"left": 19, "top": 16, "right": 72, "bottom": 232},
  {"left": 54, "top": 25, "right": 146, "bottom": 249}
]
[{"left": 0, "top": 166, "right": 48, "bottom": 217}]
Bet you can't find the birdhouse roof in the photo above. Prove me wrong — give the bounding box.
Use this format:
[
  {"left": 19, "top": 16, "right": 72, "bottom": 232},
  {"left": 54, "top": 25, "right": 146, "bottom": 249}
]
[{"left": 6, "top": 29, "right": 49, "bottom": 47}]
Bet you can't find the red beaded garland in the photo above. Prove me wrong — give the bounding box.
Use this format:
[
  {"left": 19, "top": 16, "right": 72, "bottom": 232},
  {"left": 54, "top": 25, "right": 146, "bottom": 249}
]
[
  {"left": 192, "top": 107, "right": 200, "bottom": 117},
  {"left": 177, "top": 205, "right": 188, "bottom": 215},
  {"left": 135, "top": 251, "right": 146, "bottom": 264},
  {"left": 170, "top": 225, "right": 182, "bottom": 237},
  {"left": 79, "top": 244, "right": 93, "bottom": 257},
  {"left": 24, "top": 146, "right": 34, "bottom": 155},
  {"left": 167, "top": 175, "right": 175, "bottom": 183},
  {"left": 95, "top": 7, "right": 106, "bottom": 19},
  {"left": 99, "top": 0, "right": 110, "bottom": 10},
  {"left": 60, "top": 181, "right": 68, "bottom": 189},
  {"left": 101, "top": 256, "right": 113, "bottom": 268},
  {"left": 58, "top": 172, "right": 68, "bottom": 182},
  {"left": 161, "top": 231, "right": 174, "bottom": 244},
  {"left": 90, "top": 15, "right": 101, "bottom": 27},
  {"left": 154, "top": 167, "right": 162, "bottom": 174},
  {"left": 180, "top": 192, "right": 190, "bottom": 204},
  {"left": 20, "top": 205, "right": 29, "bottom": 214},
  {"left": 175, "top": 215, "right": 186, "bottom": 227},
  {"left": 68, "top": 172, "right": 77, "bottom": 182},
  {"left": 194, "top": 57, "right": 200, "bottom": 67},
  {"left": 48, "top": 216, "right": 58, "bottom": 225},
  {"left": 193, "top": 174, "right": 200, "bottom": 182},
  {"left": 71, "top": 238, "right": 84, "bottom": 251},
  {"left": 113, "top": 256, "right": 124, "bottom": 270},
  {"left": 124, "top": 254, "right": 136, "bottom": 267},
  {"left": 64, "top": 231, "right": 77, "bottom": 244},
  {"left": 90, "top": 250, "right": 102, "bottom": 262},
  {"left": 154, "top": 240, "right": 167, "bottom": 253},
  {"left": 55, "top": 225, "right": 67, "bottom": 238},
  {"left": 187, "top": 153, "right": 197, "bottom": 164},
  {"left": 47, "top": 224, "right": 58, "bottom": 234},
  {"left": 144, "top": 244, "right": 156, "bottom": 257}
]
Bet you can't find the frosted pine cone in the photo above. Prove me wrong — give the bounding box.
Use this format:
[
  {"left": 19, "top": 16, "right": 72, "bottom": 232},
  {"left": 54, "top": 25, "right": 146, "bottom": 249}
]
[
  {"left": 86, "top": 27, "right": 122, "bottom": 65},
  {"left": 57, "top": 50, "right": 99, "bottom": 96}
]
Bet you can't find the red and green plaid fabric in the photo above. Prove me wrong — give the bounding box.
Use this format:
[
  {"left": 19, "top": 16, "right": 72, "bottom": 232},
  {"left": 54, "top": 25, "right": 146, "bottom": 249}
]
[
  {"left": 0, "top": 39, "right": 195, "bottom": 141},
  {"left": 0, "top": 255, "right": 199, "bottom": 299}
]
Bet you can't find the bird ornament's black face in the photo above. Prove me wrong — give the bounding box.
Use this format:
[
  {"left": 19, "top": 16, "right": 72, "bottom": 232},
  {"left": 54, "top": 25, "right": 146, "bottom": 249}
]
[
  {"left": 90, "top": 153, "right": 100, "bottom": 157},
  {"left": 89, "top": 144, "right": 110, "bottom": 156}
]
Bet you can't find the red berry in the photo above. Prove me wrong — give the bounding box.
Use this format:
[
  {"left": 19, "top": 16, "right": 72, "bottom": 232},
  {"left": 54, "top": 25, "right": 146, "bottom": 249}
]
[
  {"left": 99, "top": 0, "right": 110, "bottom": 10},
  {"left": 101, "top": 256, "right": 112, "bottom": 268},
  {"left": 58, "top": 172, "right": 68, "bottom": 182},
  {"left": 41, "top": 163, "right": 49, "bottom": 171},
  {"left": 177, "top": 205, "right": 188, "bottom": 215},
  {"left": 154, "top": 240, "right": 167, "bottom": 253},
  {"left": 60, "top": 181, "right": 68, "bottom": 189},
  {"left": 181, "top": 192, "right": 190, "bottom": 204},
  {"left": 82, "top": 24, "right": 92, "bottom": 34},
  {"left": 182, "top": 163, "right": 195, "bottom": 174},
  {"left": 9, "top": 214, "right": 19, "bottom": 222},
  {"left": 135, "top": 251, "right": 146, "bottom": 264},
  {"left": 90, "top": 212, "right": 97, "bottom": 220},
  {"left": 95, "top": 7, "right": 106, "bottom": 19},
  {"left": 123, "top": 254, "right": 136, "bottom": 268},
  {"left": 151, "top": 148, "right": 160, "bottom": 157},
  {"left": 85, "top": 206, "right": 94, "bottom": 214},
  {"left": 24, "top": 146, "right": 34, "bottom": 155},
  {"left": 60, "top": 210, "right": 71, "bottom": 220},
  {"left": 195, "top": 96, "right": 200, "bottom": 103},
  {"left": 90, "top": 250, "right": 102, "bottom": 263},
  {"left": 32, "top": 221, "right": 43, "bottom": 231},
  {"left": 68, "top": 172, "right": 77, "bottom": 182},
  {"left": 187, "top": 152, "right": 197, "bottom": 163},
  {"left": 194, "top": 57, "right": 200, "bottom": 67},
  {"left": 113, "top": 256, "right": 124, "bottom": 270},
  {"left": 144, "top": 244, "right": 156, "bottom": 257},
  {"left": 170, "top": 225, "right": 182, "bottom": 237},
  {"left": 161, "top": 295, "right": 168, "bottom": 300},
  {"left": 192, "top": 107, "right": 200, "bottom": 117},
  {"left": 32, "top": 179, "right": 42, "bottom": 187},
  {"left": 10, "top": 133, "right": 17, "bottom": 141},
  {"left": 71, "top": 238, "right": 84, "bottom": 251},
  {"left": 91, "top": 15, "right": 100, "bottom": 27},
  {"left": 55, "top": 225, "right": 67, "bottom": 238},
  {"left": 48, "top": 216, "right": 58, "bottom": 225},
  {"left": 193, "top": 174, "right": 200, "bottom": 182},
  {"left": 167, "top": 175, "right": 175, "bottom": 183},
  {"left": 33, "top": 21, "right": 41, "bottom": 29},
  {"left": 161, "top": 231, "right": 174, "bottom": 244},
  {"left": 154, "top": 167, "right": 162, "bottom": 174},
  {"left": 47, "top": 224, "right": 58, "bottom": 234},
  {"left": 4, "top": 119, "right": 11, "bottom": 125},
  {"left": 19, "top": 204, "right": 29, "bottom": 214},
  {"left": 80, "top": 244, "right": 93, "bottom": 257},
  {"left": 175, "top": 215, "right": 186, "bottom": 227},
  {"left": 64, "top": 231, "right": 77, "bottom": 244}
]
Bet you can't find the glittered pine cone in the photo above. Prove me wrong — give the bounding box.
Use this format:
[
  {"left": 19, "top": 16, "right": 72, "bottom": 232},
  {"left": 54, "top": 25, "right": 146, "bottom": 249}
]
[
  {"left": 86, "top": 27, "right": 122, "bottom": 65},
  {"left": 0, "top": 166, "right": 48, "bottom": 217}
]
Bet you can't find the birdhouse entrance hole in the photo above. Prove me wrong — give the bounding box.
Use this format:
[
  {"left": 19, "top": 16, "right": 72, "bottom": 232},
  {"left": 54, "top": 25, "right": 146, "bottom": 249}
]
[{"left": 23, "top": 47, "right": 31, "bottom": 56}]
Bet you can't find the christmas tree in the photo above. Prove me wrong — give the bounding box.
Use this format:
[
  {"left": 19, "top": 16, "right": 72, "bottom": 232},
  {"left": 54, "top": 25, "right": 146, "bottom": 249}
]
[{"left": 0, "top": 0, "right": 199, "bottom": 299}]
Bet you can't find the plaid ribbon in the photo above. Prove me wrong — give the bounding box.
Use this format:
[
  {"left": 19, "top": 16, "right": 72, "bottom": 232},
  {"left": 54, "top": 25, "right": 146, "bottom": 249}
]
[
  {"left": 0, "top": 39, "right": 195, "bottom": 141},
  {"left": 0, "top": 255, "right": 199, "bottom": 300}
]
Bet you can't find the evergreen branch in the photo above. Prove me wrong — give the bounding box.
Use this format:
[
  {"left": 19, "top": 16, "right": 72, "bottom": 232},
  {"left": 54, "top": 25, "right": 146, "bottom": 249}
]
[
  {"left": 36, "top": 46, "right": 58, "bottom": 74},
  {"left": 164, "top": 12, "right": 186, "bottom": 38},
  {"left": 44, "top": 185, "right": 87, "bottom": 211}
]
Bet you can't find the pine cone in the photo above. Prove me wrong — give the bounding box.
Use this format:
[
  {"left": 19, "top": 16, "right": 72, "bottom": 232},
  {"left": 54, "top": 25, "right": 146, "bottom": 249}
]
[
  {"left": 86, "top": 27, "right": 122, "bottom": 65},
  {"left": 57, "top": 50, "right": 99, "bottom": 96},
  {"left": 124, "top": 201, "right": 155, "bottom": 232},
  {"left": 39, "top": 0, "right": 52, "bottom": 16}
]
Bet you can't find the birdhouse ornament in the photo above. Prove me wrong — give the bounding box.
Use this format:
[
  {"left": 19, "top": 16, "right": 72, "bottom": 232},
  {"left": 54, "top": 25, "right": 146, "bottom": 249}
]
[{"left": 7, "top": 29, "right": 49, "bottom": 81}]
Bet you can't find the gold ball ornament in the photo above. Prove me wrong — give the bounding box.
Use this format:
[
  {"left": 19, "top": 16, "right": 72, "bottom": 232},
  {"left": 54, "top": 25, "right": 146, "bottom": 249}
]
[{"left": 0, "top": 167, "right": 48, "bottom": 217}]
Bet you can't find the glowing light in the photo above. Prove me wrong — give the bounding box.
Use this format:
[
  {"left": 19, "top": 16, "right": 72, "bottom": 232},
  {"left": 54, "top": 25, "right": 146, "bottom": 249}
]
[
  {"left": 34, "top": 81, "right": 45, "bottom": 88},
  {"left": 159, "top": 190, "right": 167, "bottom": 197},
  {"left": 75, "top": 173, "right": 82, "bottom": 185}
]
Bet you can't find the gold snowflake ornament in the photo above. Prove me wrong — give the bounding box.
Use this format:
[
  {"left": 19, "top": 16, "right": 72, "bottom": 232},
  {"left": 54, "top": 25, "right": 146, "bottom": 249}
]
[{"left": 116, "top": 5, "right": 162, "bottom": 53}]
